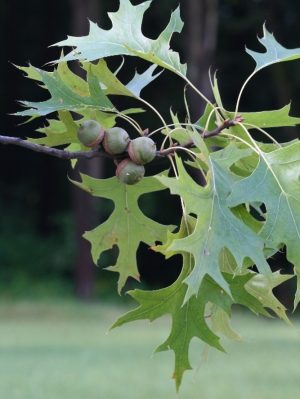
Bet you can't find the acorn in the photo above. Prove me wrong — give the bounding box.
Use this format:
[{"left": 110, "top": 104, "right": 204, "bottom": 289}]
[
  {"left": 77, "top": 120, "right": 105, "bottom": 147},
  {"left": 116, "top": 159, "right": 145, "bottom": 185},
  {"left": 128, "top": 136, "right": 157, "bottom": 165},
  {"left": 103, "top": 127, "right": 130, "bottom": 155}
]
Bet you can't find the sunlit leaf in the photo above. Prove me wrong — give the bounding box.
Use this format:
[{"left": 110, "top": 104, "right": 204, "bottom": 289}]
[
  {"left": 228, "top": 141, "right": 300, "bottom": 307},
  {"left": 226, "top": 104, "right": 300, "bottom": 129},
  {"left": 53, "top": 0, "right": 186, "bottom": 76},
  {"left": 246, "top": 24, "right": 300, "bottom": 72},
  {"left": 157, "top": 151, "right": 271, "bottom": 302}
]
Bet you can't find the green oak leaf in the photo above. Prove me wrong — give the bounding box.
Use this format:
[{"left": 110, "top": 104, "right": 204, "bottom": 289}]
[
  {"left": 15, "top": 66, "right": 115, "bottom": 117},
  {"left": 226, "top": 104, "right": 300, "bottom": 129},
  {"left": 71, "top": 174, "right": 173, "bottom": 292},
  {"left": 17, "top": 59, "right": 160, "bottom": 100},
  {"left": 15, "top": 63, "right": 45, "bottom": 82},
  {"left": 30, "top": 111, "right": 78, "bottom": 147},
  {"left": 246, "top": 24, "right": 300, "bottom": 72},
  {"left": 126, "top": 64, "right": 162, "bottom": 97},
  {"left": 227, "top": 141, "right": 300, "bottom": 308},
  {"left": 211, "top": 72, "right": 224, "bottom": 110},
  {"left": 112, "top": 219, "right": 224, "bottom": 390},
  {"left": 27, "top": 110, "right": 115, "bottom": 148},
  {"left": 111, "top": 211, "right": 291, "bottom": 389},
  {"left": 56, "top": 61, "right": 89, "bottom": 96},
  {"left": 211, "top": 142, "right": 253, "bottom": 170},
  {"left": 114, "top": 270, "right": 278, "bottom": 390},
  {"left": 210, "top": 306, "right": 241, "bottom": 341},
  {"left": 54, "top": 0, "right": 186, "bottom": 76},
  {"left": 223, "top": 273, "right": 269, "bottom": 317},
  {"left": 245, "top": 272, "right": 292, "bottom": 324},
  {"left": 83, "top": 60, "right": 128, "bottom": 96},
  {"left": 157, "top": 154, "right": 271, "bottom": 301},
  {"left": 211, "top": 141, "right": 261, "bottom": 180},
  {"left": 219, "top": 250, "right": 291, "bottom": 323},
  {"left": 83, "top": 59, "right": 161, "bottom": 98},
  {"left": 16, "top": 59, "right": 89, "bottom": 96},
  {"left": 161, "top": 111, "right": 194, "bottom": 146},
  {"left": 235, "top": 25, "right": 300, "bottom": 118},
  {"left": 112, "top": 217, "right": 281, "bottom": 389},
  {"left": 15, "top": 70, "right": 115, "bottom": 117},
  {"left": 15, "top": 61, "right": 146, "bottom": 122},
  {"left": 197, "top": 103, "right": 217, "bottom": 131},
  {"left": 113, "top": 256, "right": 224, "bottom": 391}
]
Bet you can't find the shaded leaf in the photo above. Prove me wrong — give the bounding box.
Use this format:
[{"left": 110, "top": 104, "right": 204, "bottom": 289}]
[
  {"left": 112, "top": 220, "right": 223, "bottom": 390},
  {"left": 113, "top": 257, "right": 224, "bottom": 390},
  {"left": 27, "top": 110, "right": 115, "bottom": 148},
  {"left": 245, "top": 272, "right": 292, "bottom": 323},
  {"left": 113, "top": 217, "right": 278, "bottom": 389},
  {"left": 84, "top": 59, "right": 161, "bottom": 98},
  {"left": 29, "top": 111, "right": 78, "bottom": 147},
  {"left": 71, "top": 174, "right": 173, "bottom": 291},
  {"left": 211, "top": 307, "right": 241, "bottom": 341},
  {"left": 15, "top": 66, "right": 115, "bottom": 117}
]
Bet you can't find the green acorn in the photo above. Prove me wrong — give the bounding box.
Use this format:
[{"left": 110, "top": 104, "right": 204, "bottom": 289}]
[
  {"left": 103, "top": 127, "right": 130, "bottom": 155},
  {"left": 128, "top": 136, "right": 157, "bottom": 165},
  {"left": 77, "top": 120, "right": 105, "bottom": 147},
  {"left": 116, "top": 159, "right": 145, "bottom": 185}
]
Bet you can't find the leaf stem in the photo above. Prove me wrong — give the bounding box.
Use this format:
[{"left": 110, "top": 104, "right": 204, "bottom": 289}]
[
  {"left": 236, "top": 122, "right": 287, "bottom": 194},
  {"left": 234, "top": 70, "right": 257, "bottom": 116},
  {"left": 203, "top": 106, "right": 224, "bottom": 133},
  {"left": 169, "top": 146, "right": 199, "bottom": 158},
  {"left": 148, "top": 122, "right": 203, "bottom": 138},
  {"left": 137, "top": 96, "right": 169, "bottom": 130},
  {"left": 243, "top": 123, "right": 282, "bottom": 147},
  {"left": 167, "top": 155, "right": 190, "bottom": 236},
  {"left": 116, "top": 112, "right": 143, "bottom": 135},
  {"left": 221, "top": 132, "right": 259, "bottom": 154},
  {"left": 178, "top": 72, "right": 214, "bottom": 108},
  {"left": 158, "top": 117, "right": 243, "bottom": 156}
]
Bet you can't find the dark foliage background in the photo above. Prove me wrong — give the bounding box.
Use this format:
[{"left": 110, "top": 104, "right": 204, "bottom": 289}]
[{"left": 0, "top": 0, "right": 299, "bottom": 303}]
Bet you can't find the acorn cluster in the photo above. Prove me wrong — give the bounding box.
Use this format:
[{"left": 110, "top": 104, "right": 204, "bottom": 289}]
[{"left": 77, "top": 120, "right": 157, "bottom": 185}]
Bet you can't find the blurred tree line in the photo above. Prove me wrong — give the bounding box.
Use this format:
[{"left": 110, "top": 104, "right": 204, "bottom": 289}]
[{"left": 0, "top": 0, "right": 299, "bottom": 302}]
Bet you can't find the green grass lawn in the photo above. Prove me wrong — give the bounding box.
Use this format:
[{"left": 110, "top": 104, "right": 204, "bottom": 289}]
[{"left": 0, "top": 300, "right": 299, "bottom": 399}]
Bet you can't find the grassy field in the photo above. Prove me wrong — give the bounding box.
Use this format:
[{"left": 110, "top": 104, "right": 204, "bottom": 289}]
[{"left": 0, "top": 300, "right": 299, "bottom": 399}]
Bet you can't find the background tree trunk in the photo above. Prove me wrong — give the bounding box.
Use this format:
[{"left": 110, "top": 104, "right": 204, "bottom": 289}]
[
  {"left": 70, "top": 0, "right": 103, "bottom": 300},
  {"left": 185, "top": 0, "right": 219, "bottom": 120}
]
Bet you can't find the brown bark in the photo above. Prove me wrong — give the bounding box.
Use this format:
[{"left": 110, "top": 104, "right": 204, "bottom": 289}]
[
  {"left": 186, "top": 0, "right": 219, "bottom": 119},
  {"left": 70, "top": 0, "right": 102, "bottom": 300},
  {"left": 72, "top": 159, "right": 102, "bottom": 300}
]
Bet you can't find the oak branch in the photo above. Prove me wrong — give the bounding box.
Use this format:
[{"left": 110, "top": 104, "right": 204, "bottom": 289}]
[{"left": 0, "top": 118, "right": 241, "bottom": 161}]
